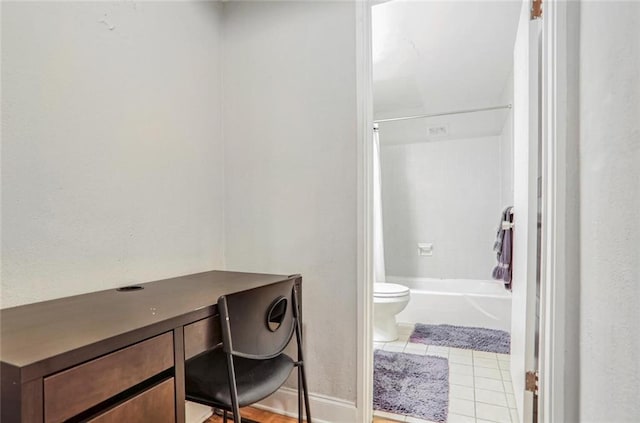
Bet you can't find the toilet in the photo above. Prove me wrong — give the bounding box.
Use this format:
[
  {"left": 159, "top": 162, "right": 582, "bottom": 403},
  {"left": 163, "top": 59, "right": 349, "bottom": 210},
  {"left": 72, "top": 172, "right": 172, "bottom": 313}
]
[{"left": 373, "top": 283, "right": 411, "bottom": 342}]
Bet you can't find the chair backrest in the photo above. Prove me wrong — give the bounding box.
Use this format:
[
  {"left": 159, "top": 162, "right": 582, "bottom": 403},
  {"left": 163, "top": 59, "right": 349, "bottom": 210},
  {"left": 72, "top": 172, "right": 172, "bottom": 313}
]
[{"left": 218, "top": 278, "right": 298, "bottom": 359}]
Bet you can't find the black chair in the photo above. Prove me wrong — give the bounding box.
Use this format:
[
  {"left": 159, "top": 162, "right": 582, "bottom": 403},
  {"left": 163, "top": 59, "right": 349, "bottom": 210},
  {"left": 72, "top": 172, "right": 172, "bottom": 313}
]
[{"left": 185, "top": 279, "right": 311, "bottom": 423}]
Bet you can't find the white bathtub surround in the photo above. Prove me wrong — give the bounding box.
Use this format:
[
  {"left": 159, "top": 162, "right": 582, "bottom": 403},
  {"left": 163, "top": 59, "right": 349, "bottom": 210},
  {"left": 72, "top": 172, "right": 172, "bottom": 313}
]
[
  {"left": 373, "top": 283, "right": 411, "bottom": 342},
  {"left": 391, "top": 276, "right": 512, "bottom": 333},
  {"left": 380, "top": 135, "right": 509, "bottom": 281}
]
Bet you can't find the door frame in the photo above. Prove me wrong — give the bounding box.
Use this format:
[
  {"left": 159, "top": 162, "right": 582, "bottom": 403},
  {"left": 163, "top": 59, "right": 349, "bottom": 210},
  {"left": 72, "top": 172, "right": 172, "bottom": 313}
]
[
  {"left": 538, "top": 0, "right": 577, "bottom": 422},
  {"left": 355, "top": 2, "right": 374, "bottom": 422},
  {"left": 355, "top": 1, "right": 571, "bottom": 421}
]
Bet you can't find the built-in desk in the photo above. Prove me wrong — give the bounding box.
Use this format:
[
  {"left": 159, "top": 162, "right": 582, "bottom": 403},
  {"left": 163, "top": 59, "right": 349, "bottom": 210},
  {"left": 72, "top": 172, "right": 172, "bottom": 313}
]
[{"left": 0, "top": 270, "right": 301, "bottom": 423}]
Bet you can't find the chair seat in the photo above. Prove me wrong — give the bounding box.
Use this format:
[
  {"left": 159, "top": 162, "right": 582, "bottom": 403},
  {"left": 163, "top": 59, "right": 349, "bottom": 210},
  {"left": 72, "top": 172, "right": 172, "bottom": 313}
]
[{"left": 185, "top": 348, "right": 295, "bottom": 408}]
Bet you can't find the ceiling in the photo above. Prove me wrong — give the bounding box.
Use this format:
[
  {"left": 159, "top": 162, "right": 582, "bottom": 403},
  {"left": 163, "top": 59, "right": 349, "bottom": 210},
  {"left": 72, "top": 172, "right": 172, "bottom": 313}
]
[{"left": 373, "top": 0, "right": 522, "bottom": 144}]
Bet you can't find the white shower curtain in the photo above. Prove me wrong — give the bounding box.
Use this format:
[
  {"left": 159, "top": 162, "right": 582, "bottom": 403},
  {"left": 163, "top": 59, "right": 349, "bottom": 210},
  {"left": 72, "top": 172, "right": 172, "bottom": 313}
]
[{"left": 373, "top": 125, "right": 387, "bottom": 285}]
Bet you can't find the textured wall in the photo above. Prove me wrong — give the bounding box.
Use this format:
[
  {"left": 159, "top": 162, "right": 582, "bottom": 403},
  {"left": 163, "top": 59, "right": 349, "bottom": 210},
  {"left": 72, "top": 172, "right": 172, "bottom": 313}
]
[
  {"left": 1, "top": 2, "right": 226, "bottom": 307},
  {"left": 381, "top": 136, "right": 504, "bottom": 280},
  {"left": 579, "top": 2, "right": 640, "bottom": 421},
  {"left": 222, "top": 2, "right": 358, "bottom": 402}
]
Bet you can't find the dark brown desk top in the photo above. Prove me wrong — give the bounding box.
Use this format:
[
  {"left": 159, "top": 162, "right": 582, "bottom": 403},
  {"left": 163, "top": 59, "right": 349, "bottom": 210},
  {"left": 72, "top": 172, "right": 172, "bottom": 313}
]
[{"left": 0, "top": 270, "right": 291, "bottom": 378}]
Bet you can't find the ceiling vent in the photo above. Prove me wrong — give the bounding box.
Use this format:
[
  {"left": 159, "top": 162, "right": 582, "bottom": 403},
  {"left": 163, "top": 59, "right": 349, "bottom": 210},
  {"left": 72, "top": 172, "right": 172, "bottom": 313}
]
[{"left": 427, "top": 125, "right": 448, "bottom": 137}]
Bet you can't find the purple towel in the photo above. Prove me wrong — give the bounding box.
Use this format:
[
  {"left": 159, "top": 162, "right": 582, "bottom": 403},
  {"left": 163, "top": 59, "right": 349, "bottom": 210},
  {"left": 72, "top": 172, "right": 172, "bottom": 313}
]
[{"left": 492, "top": 207, "right": 513, "bottom": 290}]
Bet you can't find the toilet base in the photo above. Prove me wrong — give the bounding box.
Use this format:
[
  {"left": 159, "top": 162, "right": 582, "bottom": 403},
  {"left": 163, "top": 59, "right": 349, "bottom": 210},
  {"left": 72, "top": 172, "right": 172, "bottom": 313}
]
[{"left": 373, "top": 313, "right": 399, "bottom": 342}]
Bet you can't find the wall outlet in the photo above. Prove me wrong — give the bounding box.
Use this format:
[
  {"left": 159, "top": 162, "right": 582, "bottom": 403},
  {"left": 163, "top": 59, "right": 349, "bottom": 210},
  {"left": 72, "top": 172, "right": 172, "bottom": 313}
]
[{"left": 418, "top": 243, "right": 433, "bottom": 256}]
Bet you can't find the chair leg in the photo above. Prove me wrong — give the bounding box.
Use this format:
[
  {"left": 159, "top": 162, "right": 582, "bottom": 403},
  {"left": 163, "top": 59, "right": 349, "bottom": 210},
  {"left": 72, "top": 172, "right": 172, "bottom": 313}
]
[
  {"left": 300, "top": 364, "right": 312, "bottom": 423},
  {"left": 221, "top": 410, "right": 260, "bottom": 423},
  {"left": 298, "top": 368, "right": 303, "bottom": 423}
]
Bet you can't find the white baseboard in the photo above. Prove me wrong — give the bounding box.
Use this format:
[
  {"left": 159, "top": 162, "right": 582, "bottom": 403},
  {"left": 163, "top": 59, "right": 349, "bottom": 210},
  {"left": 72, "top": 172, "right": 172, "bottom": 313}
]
[
  {"left": 187, "top": 388, "right": 357, "bottom": 423},
  {"left": 256, "top": 387, "right": 357, "bottom": 423}
]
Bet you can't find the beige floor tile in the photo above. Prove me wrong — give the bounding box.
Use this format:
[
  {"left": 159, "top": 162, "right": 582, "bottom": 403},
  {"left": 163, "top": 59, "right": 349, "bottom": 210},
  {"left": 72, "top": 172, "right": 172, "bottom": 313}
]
[
  {"left": 404, "top": 343, "right": 428, "bottom": 355},
  {"left": 447, "top": 413, "right": 476, "bottom": 423},
  {"left": 474, "top": 367, "right": 502, "bottom": 380},
  {"left": 473, "top": 357, "right": 499, "bottom": 369},
  {"left": 449, "top": 347, "right": 473, "bottom": 357},
  {"left": 475, "top": 402, "right": 511, "bottom": 423},
  {"left": 473, "top": 350, "right": 497, "bottom": 359},
  {"left": 449, "top": 398, "right": 475, "bottom": 417},
  {"left": 427, "top": 345, "right": 449, "bottom": 354},
  {"left": 372, "top": 346, "right": 517, "bottom": 423},
  {"left": 387, "top": 340, "right": 408, "bottom": 348},
  {"left": 449, "top": 354, "right": 473, "bottom": 365},
  {"left": 475, "top": 388, "right": 508, "bottom": 407},
  {"left": 374, "top": 410, "right": 406, "bottom": 422},
  {"left": 474, "top": 377, "right": 505, "bottom": 392},
  {"left": 498, "top": 360, "right": 510, "bottom": 370},
  {"left": 449, "top": 384, "right": 475, "bottom": 401},
  {"left": 450, "top": 363, "right": 474, "bottom": 376},
  {"left": 450, "top": 372, "right": 475, "bottom": 387},
  {"left": 496, "top": 353, "right": 510, "bottom": 362},
  {"left": 504, "top": 381, "right": 514, "bottom": 394}
]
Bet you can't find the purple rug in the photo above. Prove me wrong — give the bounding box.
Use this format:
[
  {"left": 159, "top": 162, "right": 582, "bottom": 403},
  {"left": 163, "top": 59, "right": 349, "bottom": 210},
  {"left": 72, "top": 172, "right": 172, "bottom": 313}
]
[
  {"left": 410, "top": 323, "right": 511, "bottom": 354},
  {"left": 373, "top": 350, "right": 449, "bottom": 422}
]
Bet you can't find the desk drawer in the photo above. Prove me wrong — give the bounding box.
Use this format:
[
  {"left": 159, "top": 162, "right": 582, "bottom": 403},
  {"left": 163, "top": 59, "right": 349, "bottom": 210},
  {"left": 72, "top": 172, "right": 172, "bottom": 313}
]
[
  {"left": 44, "top": 332, "right": 174, "bottom": 423},
  {"left": 87, "top": 378, "right": 175, "bottom": 423},
  {"left": 184, "top": 315, "right": 221, "bottom": 359}
]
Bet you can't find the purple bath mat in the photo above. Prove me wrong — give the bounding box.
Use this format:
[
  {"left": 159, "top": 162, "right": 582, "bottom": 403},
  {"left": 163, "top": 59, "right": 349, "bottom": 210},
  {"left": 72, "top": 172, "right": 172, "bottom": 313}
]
[
  {"left": 373, "top": 350, "right": 449, "bottom": 422},
  {"left": 410, "top": 323, "right": 511, "bottom": 354}
]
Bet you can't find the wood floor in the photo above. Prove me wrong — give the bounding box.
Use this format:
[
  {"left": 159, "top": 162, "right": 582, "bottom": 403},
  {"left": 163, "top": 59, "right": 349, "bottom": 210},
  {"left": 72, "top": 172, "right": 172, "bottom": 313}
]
[
  {"left": 204, "top": 408, "right": 299, "bottom": 423},
  {"left": 204, "top": 408, "right": 401, "bottom": 423}
]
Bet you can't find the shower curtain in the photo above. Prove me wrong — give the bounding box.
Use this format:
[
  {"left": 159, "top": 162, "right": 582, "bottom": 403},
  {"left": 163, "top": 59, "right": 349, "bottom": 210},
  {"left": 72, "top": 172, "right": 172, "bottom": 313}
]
[{"left": 373, "top": 124, "right": 387, "bottom": 284}]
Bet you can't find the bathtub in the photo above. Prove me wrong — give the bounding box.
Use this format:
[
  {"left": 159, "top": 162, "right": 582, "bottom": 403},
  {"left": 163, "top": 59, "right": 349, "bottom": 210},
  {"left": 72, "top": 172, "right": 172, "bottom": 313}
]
[{"left": 389, "top": 276, "right": 512, "bottom": 332}]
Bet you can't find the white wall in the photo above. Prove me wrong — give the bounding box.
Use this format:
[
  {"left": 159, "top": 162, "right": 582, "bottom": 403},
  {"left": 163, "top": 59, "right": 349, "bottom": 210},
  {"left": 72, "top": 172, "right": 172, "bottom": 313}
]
[
  {"left": 222, "top": 1, "right": 358, "bottom": 403},
  {"left": 555, "top": 3, "right": 582, "bottom": 421},
  {"left": 1, "top": 1, "right": 225, "bottom": 308},
  {"left": 579, "top": 2, "right": 640, "bottom": 421},
  {"left": 380, "top": 136, "right": 503, "bottom": 280}
]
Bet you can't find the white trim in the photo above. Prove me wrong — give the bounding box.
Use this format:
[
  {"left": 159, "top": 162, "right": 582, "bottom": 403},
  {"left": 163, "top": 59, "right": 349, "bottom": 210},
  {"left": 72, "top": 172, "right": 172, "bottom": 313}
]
[
  {"left": 191, "top": 389, "right": 357, "bottom": 423},
  {"left": 355, "top": 1, "right": 374, "bottom": 423},
  {"left": 539, "top": 0, "right": 571, "bottom": 421},
  {"left": 186, "top": 401, "right": 214, "bottom": 423},
  {"left": 256, "top": 387, "right": 357, "bottom": 423}
]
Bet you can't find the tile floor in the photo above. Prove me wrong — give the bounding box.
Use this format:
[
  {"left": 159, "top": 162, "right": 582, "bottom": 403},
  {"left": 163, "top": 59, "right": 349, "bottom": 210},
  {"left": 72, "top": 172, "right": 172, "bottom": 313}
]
[{"left": 373, "top": 323, "right": 518, "bottom": 423}]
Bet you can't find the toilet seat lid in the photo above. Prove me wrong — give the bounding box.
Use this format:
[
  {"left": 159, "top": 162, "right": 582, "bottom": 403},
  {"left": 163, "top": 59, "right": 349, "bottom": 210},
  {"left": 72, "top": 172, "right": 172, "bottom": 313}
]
[{"left": 374, "top": 283, "right": 410, "bottom": 297}]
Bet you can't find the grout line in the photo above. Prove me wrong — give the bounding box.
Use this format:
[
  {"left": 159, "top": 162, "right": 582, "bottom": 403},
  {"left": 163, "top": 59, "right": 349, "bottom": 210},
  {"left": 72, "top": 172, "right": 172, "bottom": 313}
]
[
  {"left": 472, "top": 351, "right": 478, "bottom": 420},
  {"left": 501, "top": 375, "right": 511, "bottom": 421}
]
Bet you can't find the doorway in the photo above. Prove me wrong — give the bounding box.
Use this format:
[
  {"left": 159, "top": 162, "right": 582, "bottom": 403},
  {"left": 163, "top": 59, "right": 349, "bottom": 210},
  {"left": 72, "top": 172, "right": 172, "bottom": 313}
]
[{"left": 355, "top": 1, "right": 560, "bottom": 422}]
